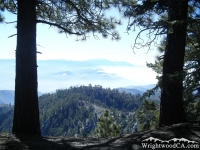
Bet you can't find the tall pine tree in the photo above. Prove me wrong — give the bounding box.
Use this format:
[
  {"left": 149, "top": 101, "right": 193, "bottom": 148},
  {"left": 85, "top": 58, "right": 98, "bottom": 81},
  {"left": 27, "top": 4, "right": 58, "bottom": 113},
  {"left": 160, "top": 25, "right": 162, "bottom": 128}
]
[
  {"left": 114, "top": 0, "right": 200, "bottom": 126},
  {"left": 146, "top": 4, "right": 200, "bottom": 121},
  {"left": 159, "top": 0, "right": 188, "bottom": 126},
  {"left": 2, "top": 0, "right": 120, "bottom": 135},
  {"left": 12, "top": 0, "right": 40, "bottom": 135}
]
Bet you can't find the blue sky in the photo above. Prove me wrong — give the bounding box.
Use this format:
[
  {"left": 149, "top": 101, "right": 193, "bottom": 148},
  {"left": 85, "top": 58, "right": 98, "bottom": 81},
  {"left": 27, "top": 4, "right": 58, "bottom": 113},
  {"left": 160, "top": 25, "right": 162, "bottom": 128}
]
[
  {"left": 0, "top": 10, "right": 160, "bottom": 91},
  {"left": 0, "top": 11, "right": 159, "bottom": 65}
]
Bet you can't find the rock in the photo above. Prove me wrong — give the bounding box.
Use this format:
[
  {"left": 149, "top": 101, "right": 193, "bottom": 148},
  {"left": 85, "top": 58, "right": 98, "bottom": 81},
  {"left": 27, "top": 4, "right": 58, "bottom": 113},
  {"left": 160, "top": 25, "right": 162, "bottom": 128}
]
[{"left": 0, "top": 123, "right": 199, "bottom": 150}]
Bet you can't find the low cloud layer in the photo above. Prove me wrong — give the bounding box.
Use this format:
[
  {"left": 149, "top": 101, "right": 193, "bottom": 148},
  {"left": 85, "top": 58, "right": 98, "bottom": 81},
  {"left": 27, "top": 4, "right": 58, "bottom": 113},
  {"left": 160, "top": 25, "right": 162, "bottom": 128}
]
[{"left": 0, "top": 59, "right": 157, "bottom": 93}]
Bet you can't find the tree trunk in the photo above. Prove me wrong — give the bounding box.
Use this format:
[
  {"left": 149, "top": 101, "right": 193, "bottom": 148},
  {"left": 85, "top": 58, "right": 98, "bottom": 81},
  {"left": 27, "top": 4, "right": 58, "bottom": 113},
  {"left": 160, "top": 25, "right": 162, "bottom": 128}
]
[
  {"left": 159, "top": 0, "right": 188, "bottom": 126},
  {"left": 12, "top": 0, "right": 41, "bottom": 135}
]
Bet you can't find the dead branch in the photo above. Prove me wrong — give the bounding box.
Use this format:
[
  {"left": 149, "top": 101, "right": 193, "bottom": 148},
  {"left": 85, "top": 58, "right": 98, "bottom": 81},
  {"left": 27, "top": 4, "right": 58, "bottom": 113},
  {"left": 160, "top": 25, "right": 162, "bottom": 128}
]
[{"left": 8, "top": 34, "right": 17, "bottom": 38}]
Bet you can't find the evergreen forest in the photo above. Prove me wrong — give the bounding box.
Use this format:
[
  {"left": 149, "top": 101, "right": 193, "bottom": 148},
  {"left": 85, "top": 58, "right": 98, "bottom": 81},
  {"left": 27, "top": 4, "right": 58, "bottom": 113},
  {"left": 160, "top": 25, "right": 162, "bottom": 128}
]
[{"left": 0, "top": 85, "right": 160, "bottom": 137}]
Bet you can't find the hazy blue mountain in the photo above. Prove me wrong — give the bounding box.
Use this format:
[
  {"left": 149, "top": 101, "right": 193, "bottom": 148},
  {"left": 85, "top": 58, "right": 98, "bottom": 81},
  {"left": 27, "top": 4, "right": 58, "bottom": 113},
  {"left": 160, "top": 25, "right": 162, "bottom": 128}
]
[
  {"left": 117, "top": 84, "right": 160, "bottom": 102},
  {"left": 116, "top": 88, "right": 144, "bottom": 95},
  {"left": 0, "top": 90, "right": 14, "bottom": 104},
  {"left": 125, "top": 84, "right": 156, "bottom": 92},
  {"left": 37, "top": 59, "right": 134, "bottom": 69},
  {"left": 142, "top": 84, "right": 157, "bottom": 90},
  {"left": 0, "top": 90, "right": 43, "bottom": 104}
]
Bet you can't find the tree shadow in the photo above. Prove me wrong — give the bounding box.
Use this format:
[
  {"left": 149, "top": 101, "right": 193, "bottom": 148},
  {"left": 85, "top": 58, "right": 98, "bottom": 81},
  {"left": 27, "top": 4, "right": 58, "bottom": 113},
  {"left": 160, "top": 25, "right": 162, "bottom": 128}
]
[
  {"left": 1, "top": 124, "right": 199, "bottom": 150},
  {"left": 1, "top": 135, "right": 140, "bottom": 150},
  {"left": 80, "top": 136, "right": 141, "bottom": 150},
  {"left": 1, "top": 134, "right": 77, "bottom": 150}
]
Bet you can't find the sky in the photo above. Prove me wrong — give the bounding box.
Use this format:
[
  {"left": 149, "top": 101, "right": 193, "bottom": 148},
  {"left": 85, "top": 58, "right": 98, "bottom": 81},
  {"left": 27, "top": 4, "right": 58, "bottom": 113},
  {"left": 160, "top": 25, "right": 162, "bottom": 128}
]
[{"left": 0, "top": 10, "right": 160, "bottom": 91}]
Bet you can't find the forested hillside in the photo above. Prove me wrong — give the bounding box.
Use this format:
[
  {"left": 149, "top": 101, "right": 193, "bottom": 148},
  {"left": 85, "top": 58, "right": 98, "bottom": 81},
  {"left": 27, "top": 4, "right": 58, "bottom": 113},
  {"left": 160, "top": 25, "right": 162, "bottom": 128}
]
[
  {"left": 0, "top": 104, "right": 13, "bottom": 133},
  {"left": 39, "top": 85, "right": 142, "bottom": 137},
  {"left": 0, "top": 85, "right": 148, "bottom": 137}
]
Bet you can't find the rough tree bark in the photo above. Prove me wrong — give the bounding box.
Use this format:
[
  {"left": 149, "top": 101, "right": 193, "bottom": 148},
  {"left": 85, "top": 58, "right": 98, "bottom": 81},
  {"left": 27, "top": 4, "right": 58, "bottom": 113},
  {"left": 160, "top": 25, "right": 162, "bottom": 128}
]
[
  {"left": 12, "top": 0, "right": 41, "bottom": 135},
  {"left": 159, "top": 0, "right": 188, "bottom": 126}
]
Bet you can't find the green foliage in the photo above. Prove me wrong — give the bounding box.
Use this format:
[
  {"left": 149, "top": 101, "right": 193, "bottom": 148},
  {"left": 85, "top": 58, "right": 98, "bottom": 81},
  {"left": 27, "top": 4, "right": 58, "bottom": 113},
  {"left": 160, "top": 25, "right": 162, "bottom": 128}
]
[
  {"left": 2, "top": 0, "right": 121, "bottom": 40},
  {"left": 95, "top": 109, "right": 120, "bottom": 138},
  {"left": 39, "top": 85, "right": 141, "bottom": 137},
  {"left": 0, "top": 12, "right": 4, "bottom": 23},
  {"left": 0, "top": 0, "right": 5, "bottom": 23},
  {"left": 137, "top": 100, "right": 159, "bottom": 131},
  {"left": 0, "top": 104, "right": 13, "bottom": 134},
  {"left": 0, "top": 0, "right": 16, "bottom": 14}
]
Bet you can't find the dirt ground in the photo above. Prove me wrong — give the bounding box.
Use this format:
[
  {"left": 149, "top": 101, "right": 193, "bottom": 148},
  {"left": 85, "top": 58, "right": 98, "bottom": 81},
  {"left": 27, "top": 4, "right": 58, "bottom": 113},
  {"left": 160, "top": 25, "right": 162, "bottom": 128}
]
[{"left": 0, "top": 123, "right": 199, "bottom": 150}]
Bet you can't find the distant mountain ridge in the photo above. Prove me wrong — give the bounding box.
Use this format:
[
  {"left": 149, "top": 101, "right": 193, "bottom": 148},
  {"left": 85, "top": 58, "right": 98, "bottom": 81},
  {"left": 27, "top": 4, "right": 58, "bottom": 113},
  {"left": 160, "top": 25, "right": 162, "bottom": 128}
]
[
  {"left": 124, "top": 84, "right": 156, "bottom": 92},
  {"left": 0, "top": 90, "right": 14, "bottom": 104},
  {"left": 36, "top": 59, "right": 134, "bottom": 67},
  {"left": 0, "top": 91, "right": 43, "bottom": 104},
  {"left": 0, "top": 84, "right": 157, "bottom": 105},
  {"left": 116, "top": 88, "right": 144, "bottom": 95},
  {"left": 116, "top": 84, "right": 156, "bottom": 95}
]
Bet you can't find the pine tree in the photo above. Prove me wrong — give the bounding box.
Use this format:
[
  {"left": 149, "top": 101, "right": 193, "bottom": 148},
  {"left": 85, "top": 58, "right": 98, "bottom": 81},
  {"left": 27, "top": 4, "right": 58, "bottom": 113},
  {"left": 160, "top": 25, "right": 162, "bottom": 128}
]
[
  {"left": 12, "top": 0, "right": 41, "bottom": 135},
  {"left": 114, "top": 0, "right": 200, "bottom": 126},
  {"left": 2, "top": 0, "right": 120, "bottom": 135},
  {"left": 137, "top": 100, "right": 159, "bottom": 131},
  {"left": 146, "top": 10, "right": 200, "bottom": 121},
  {"left": 95, "top": 109, "right": 120, "bottom": 138},
  {"left": 159, "top": 0, "right": 188, "bottom": 126}
]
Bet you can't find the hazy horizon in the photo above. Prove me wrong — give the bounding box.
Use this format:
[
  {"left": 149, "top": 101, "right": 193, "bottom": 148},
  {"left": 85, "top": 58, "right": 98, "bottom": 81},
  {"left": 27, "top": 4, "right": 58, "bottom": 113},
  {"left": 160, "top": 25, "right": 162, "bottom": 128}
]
[{"left": 0, "top": 59, "right": 157, "bottom": 93}]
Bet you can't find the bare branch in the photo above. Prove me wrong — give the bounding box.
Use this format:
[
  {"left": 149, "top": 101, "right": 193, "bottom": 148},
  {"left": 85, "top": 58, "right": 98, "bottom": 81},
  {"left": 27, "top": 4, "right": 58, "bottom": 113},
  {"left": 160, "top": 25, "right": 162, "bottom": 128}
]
[
  {"left": 8, "top": 34, "right": 17, "bottom": 38},
  {"left": 5, "top": 21, "right": 17, "bottom": 24},
  {"left": 36, "top": 51, "right": 42, "bottom": 54},
  {"left": 131, "top": 26, "right": 164, "bottom": 54}
]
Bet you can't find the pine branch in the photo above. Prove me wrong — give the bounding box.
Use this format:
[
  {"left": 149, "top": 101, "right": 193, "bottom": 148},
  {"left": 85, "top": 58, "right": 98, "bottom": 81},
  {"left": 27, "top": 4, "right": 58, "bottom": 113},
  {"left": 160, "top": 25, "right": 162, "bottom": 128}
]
[
  {"left": 36, "top": 20, "right": 82, "bottom": 35},
  {"left": 63, "top": 0, "right": 93, "bottom": 26},
  {"left": 11, "top": 0, "right": 17, "bottom": 10}
]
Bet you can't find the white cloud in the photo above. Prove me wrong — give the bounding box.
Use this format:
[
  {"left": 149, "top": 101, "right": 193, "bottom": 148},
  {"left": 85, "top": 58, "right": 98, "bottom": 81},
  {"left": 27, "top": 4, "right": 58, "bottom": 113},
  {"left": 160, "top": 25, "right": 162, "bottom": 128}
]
[
  {"left": 62, "top": 73, "right": 67, "bottom": 76},
  {"left": 100, "top": 66, "right": 157, "bottom": 85}
]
